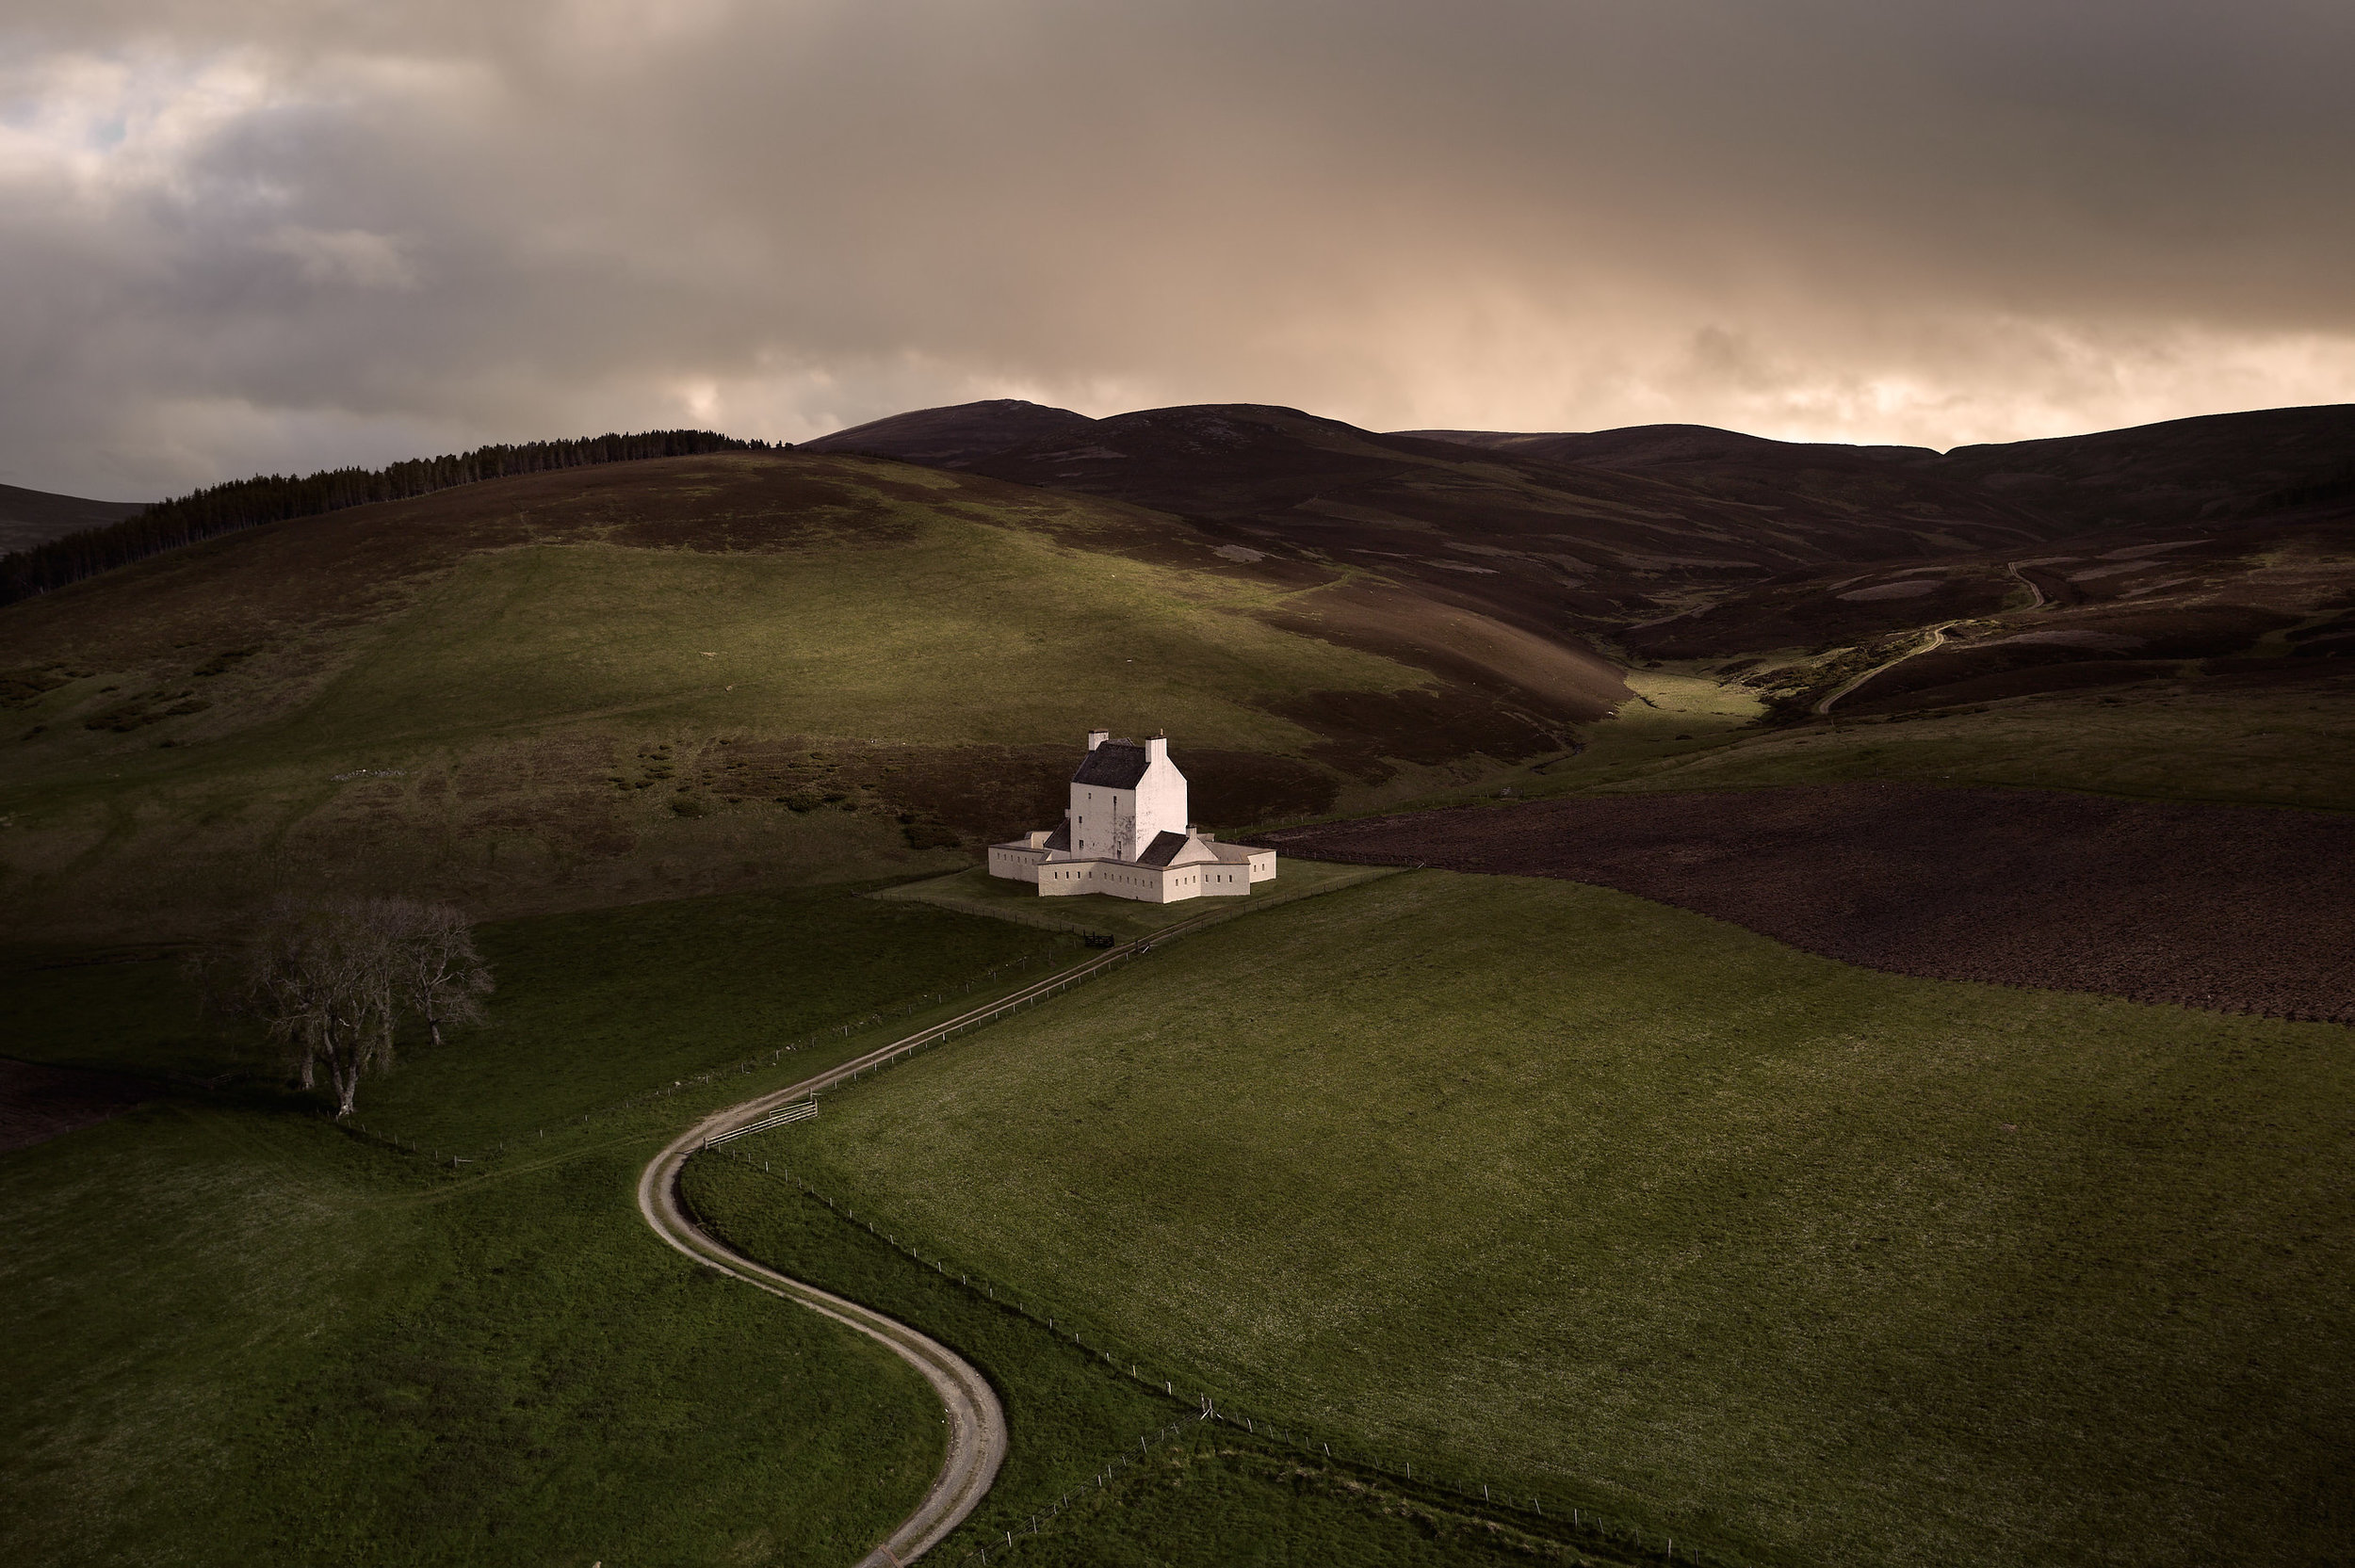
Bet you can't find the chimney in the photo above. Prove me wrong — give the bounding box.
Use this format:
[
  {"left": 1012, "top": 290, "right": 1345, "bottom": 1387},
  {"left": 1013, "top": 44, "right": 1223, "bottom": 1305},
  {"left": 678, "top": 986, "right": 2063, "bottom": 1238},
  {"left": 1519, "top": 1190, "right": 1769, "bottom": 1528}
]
[
  {"left": 1086, "top": 728, "right": 1110, "bottom": 752},
  {"left": 1145, "top": 735, "right": 1167, "bottom": 765}
]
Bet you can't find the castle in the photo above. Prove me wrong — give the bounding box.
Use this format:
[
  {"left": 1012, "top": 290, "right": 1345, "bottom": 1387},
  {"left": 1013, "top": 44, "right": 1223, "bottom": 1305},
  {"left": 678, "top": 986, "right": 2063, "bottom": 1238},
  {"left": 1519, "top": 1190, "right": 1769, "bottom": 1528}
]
[{"left": 986, "top": 730, "right": 1278, "bottom": 904}]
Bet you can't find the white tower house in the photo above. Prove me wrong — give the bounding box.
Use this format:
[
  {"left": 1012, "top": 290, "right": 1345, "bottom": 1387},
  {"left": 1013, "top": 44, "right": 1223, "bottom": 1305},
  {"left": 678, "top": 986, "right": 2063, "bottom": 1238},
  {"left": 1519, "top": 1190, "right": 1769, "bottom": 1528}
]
[{"left": 1068, "top": 732, "right": 1188, "bottom": 862}]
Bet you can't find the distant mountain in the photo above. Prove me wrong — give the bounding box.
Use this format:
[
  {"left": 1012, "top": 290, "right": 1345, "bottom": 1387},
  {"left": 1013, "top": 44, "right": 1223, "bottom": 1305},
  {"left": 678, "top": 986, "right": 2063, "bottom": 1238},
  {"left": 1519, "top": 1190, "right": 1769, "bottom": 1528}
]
[
  {"left": 1401, "top": 424, "right": 1935, "bottom": 468},
  {"left": 955, "top": 402, "right": 2063, "bottom": 639},
  {"left": 1925, "top": 404, "right": 2355, "bottom": 529},
  {"left": 0, "top": 484, "right": 149, "bottom": 556},
  {"left": 1405, "top": 404, "right": 2355, "bottom": 535},
  {"left": 801, "top": 398, "right": 1099, "bottom": 466}
]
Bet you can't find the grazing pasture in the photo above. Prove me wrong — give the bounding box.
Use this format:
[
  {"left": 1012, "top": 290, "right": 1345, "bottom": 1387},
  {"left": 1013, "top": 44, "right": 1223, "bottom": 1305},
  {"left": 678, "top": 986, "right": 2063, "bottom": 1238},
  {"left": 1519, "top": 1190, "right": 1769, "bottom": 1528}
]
[
  {"left": 769, "top": 869, "right": 2355, "bottom": 1568},
  {"left": 0, "top": 881, "right": 1060, "bottom": 1567}
]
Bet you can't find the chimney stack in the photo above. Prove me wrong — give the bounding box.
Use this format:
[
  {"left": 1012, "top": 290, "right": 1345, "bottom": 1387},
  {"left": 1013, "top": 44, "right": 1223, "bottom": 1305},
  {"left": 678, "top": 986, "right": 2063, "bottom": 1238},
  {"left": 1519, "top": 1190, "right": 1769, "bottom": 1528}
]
[
  {"left": 1146, "top": 735, "right": 1167, "bottom": 764},
  {"left": 1086, "top": 728, "right": 1110, "bottom": 752}
]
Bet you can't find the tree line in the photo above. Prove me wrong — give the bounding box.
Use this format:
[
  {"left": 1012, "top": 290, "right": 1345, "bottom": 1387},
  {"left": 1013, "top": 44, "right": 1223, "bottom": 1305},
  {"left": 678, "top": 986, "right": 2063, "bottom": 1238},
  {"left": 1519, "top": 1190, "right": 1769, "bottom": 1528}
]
[
  {"left": 195, "top": 897, "right": 495, "bottom": 1118},
  {"left": 0, "top": 428, "right": 774, "bottom": 606}
]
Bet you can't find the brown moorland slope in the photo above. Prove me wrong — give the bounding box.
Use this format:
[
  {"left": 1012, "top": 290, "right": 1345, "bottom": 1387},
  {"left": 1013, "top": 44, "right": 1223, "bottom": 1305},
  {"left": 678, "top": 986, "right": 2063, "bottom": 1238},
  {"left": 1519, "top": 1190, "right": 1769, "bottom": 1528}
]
[
  {"left": 1408, "top": 403, "right": 2355, "bottom": 536},
  {"left": 1269, "top": 784, "right": 2355, "bottom": 1022},
  {"left": 0, "top": 483, "right": 150, "bottom": 557},
  {"left": 801, "top": 397, "right": 1099, "bottom": 466},
  {"left": 1623, "top": 506, "right": 2353, "bottom": 716},
  {"left": 958, "top": 402, "right": 2077, "bottom": 637},
  {"left": 1925, "top": 404, "right": 2355, "bottom": 530}
]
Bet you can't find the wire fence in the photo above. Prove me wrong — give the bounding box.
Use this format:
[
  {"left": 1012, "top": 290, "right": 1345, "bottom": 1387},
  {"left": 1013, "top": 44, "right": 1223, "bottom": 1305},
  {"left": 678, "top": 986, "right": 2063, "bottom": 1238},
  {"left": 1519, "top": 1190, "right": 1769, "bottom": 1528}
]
[
  {"left": 690, "top": 1144, "right": 1732, "bottom": 1568},
  {"left": 346, "top": 889, "right": 1726, "bottom": 1563},
  {"left": 956, "top": 1412, "right": 1210, "bottom": 1566}
]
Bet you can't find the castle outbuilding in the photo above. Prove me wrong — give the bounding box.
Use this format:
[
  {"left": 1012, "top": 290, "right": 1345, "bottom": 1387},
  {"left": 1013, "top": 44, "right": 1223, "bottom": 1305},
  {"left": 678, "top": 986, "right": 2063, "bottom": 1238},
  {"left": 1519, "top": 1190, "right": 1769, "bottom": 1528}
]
[{"left": 987, "top": 729, "right": 1278, "bottom": 904}]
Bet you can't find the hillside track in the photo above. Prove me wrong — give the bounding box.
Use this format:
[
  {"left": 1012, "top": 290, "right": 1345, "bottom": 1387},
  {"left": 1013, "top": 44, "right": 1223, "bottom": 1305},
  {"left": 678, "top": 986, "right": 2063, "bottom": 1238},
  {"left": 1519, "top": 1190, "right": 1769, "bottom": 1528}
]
[
  {"left": 1812, "top": 621, "right": 1961, "bottom": 715},
  {"left": 637, "top": 919, "right": 1218, "bottom": 1564}
]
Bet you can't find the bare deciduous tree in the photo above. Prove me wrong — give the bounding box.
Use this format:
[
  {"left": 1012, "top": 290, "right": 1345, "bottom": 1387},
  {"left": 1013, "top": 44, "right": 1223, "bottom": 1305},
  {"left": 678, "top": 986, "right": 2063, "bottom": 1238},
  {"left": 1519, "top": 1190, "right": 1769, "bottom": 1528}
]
[
  {"left": 380, "top": 897, "right": 495, "bottom": 1048},
  {"left": 195, "top": 895, "right": 494, "bottom": 1117}
]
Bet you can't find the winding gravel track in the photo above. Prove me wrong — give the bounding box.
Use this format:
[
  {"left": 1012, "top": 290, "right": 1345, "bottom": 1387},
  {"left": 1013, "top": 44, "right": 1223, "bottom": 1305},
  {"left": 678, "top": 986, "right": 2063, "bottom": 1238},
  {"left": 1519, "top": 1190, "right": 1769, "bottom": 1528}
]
[
  {"left": 636, "top": 929, "right": 1205, "bottom": 1564},
  {"left": 1813, "top": 620, "right": 1958, "bottom": 715}
]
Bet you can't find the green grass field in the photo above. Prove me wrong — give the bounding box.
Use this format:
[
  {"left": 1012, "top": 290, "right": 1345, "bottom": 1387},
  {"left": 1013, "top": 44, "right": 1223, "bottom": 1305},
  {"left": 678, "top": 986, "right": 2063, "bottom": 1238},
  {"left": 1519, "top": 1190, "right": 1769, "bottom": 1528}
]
[
  {"left": 7, "top": 881, "right": 1064, "bottom": 1150},
  {"left": 2, "top": 1104, "right": 940, "bottom": 1568},
  {"left": 759, "top": 870, "right": 2355, "bottom": 1568},
  {"left": 681, "top": 1149, "right": 1696, "bottom": 1568},
  {"left": 0, "top": 880, "right": 1070, "bottom": 1567},
  {"left": 871, "top": 857, "right": 1397, "bottom": 941},
  {"left": 6, "top": 867, "right": 1713, "bottom": 1568}
]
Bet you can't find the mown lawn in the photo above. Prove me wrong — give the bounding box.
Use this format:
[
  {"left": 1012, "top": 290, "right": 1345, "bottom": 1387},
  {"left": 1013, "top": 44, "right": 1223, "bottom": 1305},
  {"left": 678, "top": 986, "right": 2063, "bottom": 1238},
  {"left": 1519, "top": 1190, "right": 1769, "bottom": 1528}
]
[
  {"left": 767, "top": 870, "right": 2355, "bottom": 1568},
  {"left": 0, "top": 880, "right": 1062, "bottom": 1567}
]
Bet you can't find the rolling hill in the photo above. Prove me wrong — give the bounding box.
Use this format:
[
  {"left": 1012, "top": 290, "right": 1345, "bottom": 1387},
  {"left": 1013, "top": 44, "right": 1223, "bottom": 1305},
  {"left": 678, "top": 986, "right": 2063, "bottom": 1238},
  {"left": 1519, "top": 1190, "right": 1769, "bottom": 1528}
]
[
  {"left": 0, "top": 448, "right": 1622, "bottom": 939},
  {"left": 0, "top": 483, "right": 149, "bottom": 557},
  {"left": 1405, "top": 402, "right": 2355, "bottom": 535},
  {"left": 956, "top": 403, "right": 2072, "bottom": 633},
  {"left": 801, "top": 397, "right": 1100, "bottom": 466},
  {"left": 732, "top": 867, "right": 2355, "bottom": 1568},
  {"left": 1390, "top": 407, "right": 2353, "bottom": 731},
  {"left": 1615, "top": 506, "right": 2352, "bottom": 719},
  {"left": 8, "top": 399, "right": 2349, "bottom": 938},
  {"left": 820, "top": 401, "right": 2354, "bottom": 678}
]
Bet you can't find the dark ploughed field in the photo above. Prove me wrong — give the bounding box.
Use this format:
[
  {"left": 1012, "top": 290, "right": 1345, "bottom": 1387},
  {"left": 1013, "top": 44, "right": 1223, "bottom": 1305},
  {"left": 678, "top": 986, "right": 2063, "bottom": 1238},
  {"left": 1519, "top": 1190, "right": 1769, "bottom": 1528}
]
[
  {"left": 1269, "top": 784, "right": 2355, "bottom": 1022},
  {"left": 0, "top": 1059, "right": 156, "bottom": 1152}
]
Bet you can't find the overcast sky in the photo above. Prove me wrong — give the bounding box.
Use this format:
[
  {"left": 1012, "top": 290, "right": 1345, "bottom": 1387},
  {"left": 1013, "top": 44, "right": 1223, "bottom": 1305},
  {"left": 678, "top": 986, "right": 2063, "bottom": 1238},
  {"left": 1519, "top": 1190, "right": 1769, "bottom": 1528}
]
[{"left": 5, "top": 0, "right": 2351, "bottom": 496}]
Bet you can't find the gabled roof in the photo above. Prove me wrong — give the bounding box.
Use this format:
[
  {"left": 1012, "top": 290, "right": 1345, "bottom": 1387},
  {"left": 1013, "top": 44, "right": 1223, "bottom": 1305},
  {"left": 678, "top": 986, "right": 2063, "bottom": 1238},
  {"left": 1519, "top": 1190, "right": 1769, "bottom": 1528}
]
[
  {"left": 1072, "top": 739, "right": 1151, "bottom": 788},
  {"left": 1136, "top": 830, "right": 1192, "bottom": 867},
  {"left": 1043, "top": 819, "right": 1071, "bottom": 851}
]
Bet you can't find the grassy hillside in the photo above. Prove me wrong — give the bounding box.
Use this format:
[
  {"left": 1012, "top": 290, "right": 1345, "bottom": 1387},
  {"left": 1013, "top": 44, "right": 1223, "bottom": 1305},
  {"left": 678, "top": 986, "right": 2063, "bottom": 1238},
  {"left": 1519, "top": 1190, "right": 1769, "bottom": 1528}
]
[
  {"left": 0, "top": 450, "right": 1619, "bottom": 939},
  {"left": 8, "top": 872, "right": 1696, "bottom": 1568},
  {"left": 2, "top": 1106, "right": 938, "bottom": 1568},
  {"left": 681, "top": 1147, "right": 1696, "bottom": 1568},
  {"left": 752, "top": 870, "right": 2354, "bottom": 1568},
  {"left": 0, "top": 881, "right": 1064, "bottom": 1566}
]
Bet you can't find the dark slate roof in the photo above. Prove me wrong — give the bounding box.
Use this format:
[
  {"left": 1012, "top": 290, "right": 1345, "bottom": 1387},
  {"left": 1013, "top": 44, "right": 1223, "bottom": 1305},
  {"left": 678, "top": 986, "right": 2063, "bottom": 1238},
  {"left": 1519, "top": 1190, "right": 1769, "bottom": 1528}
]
[
  {"left": 1136, "top": 830, "right": 1191, "bottom": 867},
  {"left": 1043, "top": 819, "right": 1071, "bottom": 851},
  {"left": 1071, "top": 739, "right": 1151, "bottom": 788}
]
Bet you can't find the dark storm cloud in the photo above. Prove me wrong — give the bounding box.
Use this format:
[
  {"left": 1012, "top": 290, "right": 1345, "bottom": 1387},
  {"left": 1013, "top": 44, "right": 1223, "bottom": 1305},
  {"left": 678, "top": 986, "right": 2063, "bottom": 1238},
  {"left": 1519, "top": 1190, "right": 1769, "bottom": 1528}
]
[{"left": 3, "top": 0, "right": 2350, "bottom": 493}]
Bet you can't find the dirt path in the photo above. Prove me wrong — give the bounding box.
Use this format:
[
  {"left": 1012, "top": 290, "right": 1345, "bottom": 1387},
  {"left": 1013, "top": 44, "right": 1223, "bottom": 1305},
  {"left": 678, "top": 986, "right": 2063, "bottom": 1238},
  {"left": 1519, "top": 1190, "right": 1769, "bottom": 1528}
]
[
  {"left": 1813, "top": 621, "right": 1959, "bottom": 715},
  {"left": 1811, "top": 557, "right": 2069, "bottom": 716},
  {"left": 637, "top": 929, "right": 1210, "bottom": 1564},
  {"left": 2006, "top": 558, "right": 2052, "bottom": 609}
]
